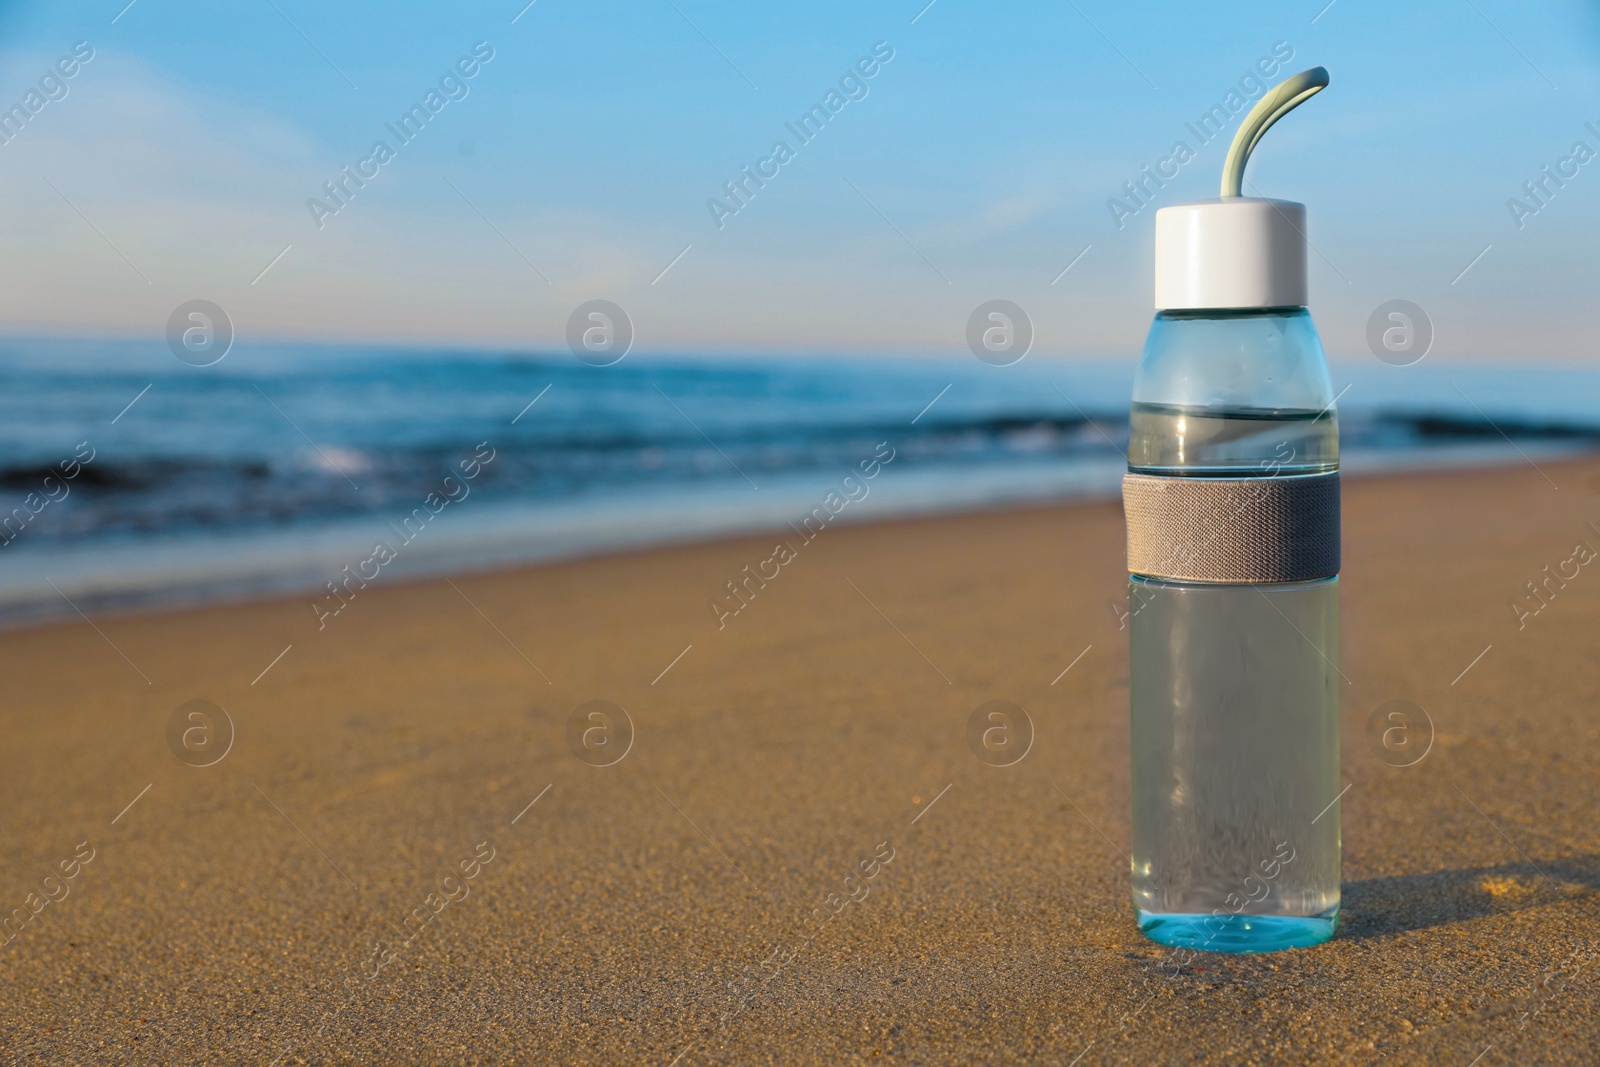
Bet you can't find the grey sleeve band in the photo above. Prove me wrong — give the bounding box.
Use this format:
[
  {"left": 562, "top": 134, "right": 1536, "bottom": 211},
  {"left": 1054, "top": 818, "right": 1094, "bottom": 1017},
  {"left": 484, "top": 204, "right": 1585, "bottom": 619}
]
[{"left": 1123, "top": 471, "right": 1341, "bottom": 583}]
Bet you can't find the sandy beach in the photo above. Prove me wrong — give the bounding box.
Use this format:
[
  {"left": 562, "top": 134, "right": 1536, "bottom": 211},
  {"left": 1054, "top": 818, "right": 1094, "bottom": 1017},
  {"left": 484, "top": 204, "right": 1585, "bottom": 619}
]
[{"left": 2, "top": 457, "right": 1599, "bottom": 1065}]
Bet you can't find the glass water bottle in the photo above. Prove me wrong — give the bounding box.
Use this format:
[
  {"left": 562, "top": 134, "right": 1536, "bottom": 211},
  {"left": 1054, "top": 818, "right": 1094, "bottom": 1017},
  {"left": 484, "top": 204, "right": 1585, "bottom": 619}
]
[{"left": 1125, "top": 66, "right": 1341, "bottom": 953}]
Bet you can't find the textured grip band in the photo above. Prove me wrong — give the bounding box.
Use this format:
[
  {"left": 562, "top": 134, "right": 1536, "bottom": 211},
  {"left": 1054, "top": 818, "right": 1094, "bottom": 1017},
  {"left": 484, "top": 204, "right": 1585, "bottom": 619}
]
[{"left": 1123, "top": 471, "right": 1340, "bottom": 583}]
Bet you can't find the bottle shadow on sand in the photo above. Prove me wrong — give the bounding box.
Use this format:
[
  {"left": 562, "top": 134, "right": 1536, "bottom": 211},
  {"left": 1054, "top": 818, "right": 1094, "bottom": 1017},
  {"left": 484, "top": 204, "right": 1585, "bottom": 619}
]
[{"left": 1338, "top": 856, "right": 1600, "bottom": 940}]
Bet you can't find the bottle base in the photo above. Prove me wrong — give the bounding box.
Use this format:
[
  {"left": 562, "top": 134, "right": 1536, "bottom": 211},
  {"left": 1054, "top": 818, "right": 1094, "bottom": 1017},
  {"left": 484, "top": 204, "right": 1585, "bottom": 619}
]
[{"left": 1136, "top": 908, "right": 1338, "bottom": 954}]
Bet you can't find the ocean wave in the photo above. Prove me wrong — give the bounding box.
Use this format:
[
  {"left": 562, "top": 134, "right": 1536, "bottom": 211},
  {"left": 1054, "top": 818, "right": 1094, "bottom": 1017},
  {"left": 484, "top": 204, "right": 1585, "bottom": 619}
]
[{"left": 0, "top": 343, "right": 1594, "bottom": 589}]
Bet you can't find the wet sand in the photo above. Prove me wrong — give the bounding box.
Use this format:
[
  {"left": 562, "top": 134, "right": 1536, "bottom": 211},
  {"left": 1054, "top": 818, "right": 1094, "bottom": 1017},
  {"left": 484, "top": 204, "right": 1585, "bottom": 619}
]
[{"left": 2, "top": 457, "right": 1599, "bottom": 1065}]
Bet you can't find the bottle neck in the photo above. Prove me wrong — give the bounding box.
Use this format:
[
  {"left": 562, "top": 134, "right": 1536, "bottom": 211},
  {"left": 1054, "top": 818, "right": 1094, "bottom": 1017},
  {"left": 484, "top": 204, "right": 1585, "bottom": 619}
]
[
  {"left": 1130, "top": 306, "right": 1337, "bottom": 477},
  {"left": 1153, "top": 306, "right": 1307, "bottom": 320}
]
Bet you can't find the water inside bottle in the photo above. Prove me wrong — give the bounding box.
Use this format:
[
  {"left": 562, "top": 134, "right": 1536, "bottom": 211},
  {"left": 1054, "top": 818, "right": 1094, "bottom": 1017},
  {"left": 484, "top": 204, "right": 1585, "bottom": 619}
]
[
  {"left": 1127, "top": 401, "right": 1341, "bottom": 952},
  {"left": 1129, "top": 574, "right": 1341, "bottom": 951},
  {"left": 1128, "top": 402, "right": 1337, "bottom": 475}
]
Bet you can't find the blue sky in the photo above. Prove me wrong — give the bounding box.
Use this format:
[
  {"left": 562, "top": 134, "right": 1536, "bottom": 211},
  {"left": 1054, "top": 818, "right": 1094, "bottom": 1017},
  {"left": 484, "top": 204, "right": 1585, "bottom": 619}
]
[{"left": 0, "top": 0, "right": 1596, "bottom": 359}]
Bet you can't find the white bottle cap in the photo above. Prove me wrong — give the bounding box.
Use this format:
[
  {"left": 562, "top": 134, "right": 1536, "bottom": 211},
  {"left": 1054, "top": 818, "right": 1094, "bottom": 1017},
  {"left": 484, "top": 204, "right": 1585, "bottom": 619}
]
[{"left": 1153, "top": 198, "right": 1307, "bottom": 311}]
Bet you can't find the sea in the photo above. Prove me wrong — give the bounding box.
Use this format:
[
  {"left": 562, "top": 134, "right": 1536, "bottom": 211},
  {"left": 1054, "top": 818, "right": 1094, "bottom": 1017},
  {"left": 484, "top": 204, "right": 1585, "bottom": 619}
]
[{"left": 2, "top": 336, "right": 1596, "bottom": 627}]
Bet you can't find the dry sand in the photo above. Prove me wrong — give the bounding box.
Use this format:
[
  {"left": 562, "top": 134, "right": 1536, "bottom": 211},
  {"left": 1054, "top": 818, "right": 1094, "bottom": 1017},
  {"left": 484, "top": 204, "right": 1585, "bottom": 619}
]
[{"left": 2, "top": 458, "right": 1600, "bottom": 1065}]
